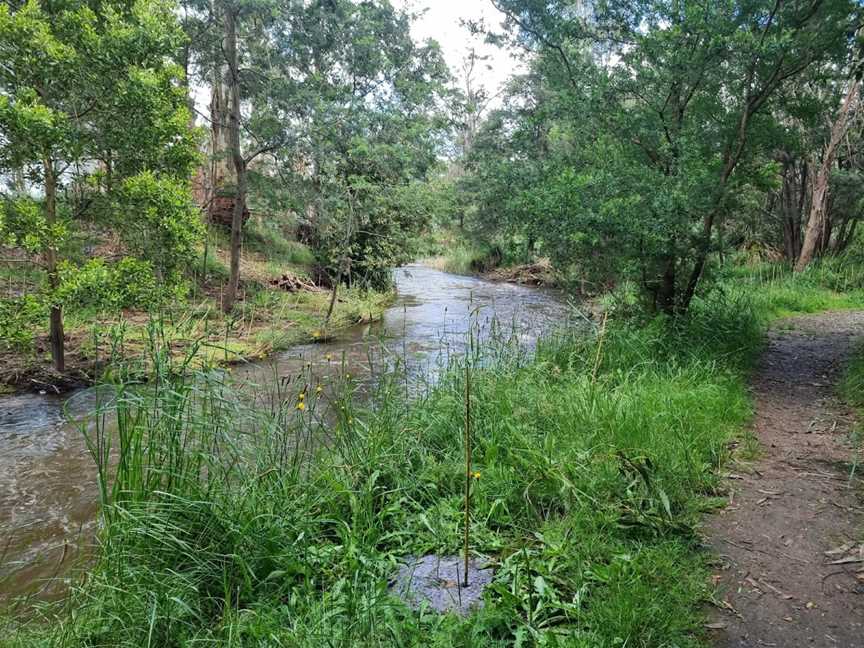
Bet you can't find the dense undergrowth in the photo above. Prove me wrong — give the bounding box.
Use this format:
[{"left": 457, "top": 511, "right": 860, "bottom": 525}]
[
  {"left": 721, "top": 255, "right": 864, "bottom": 320},
  {"left": 2, "top": 261, "right": 862, "bottom": 647},
  {"left": 2, "top": 293, "right": 759, "bottom": 647}
]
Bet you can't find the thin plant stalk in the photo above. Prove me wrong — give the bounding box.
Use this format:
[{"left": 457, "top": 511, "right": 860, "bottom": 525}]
[
  {"left": 463, "top": 360, "right": 471, "bottom": 588},
  {"left": 591, "top": 311, "right": 609, "bottom": 383}
]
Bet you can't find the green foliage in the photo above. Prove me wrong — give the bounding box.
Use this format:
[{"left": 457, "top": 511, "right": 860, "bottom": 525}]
[
  {"left": 56, "top": 257, "right": 161, "bottom": 311},
  {"left": 114, "top": 171, "right": 204, "bottom": 281},
  {"left": 0, "top": 197, "right": 66, "bottom": 254},
  {"left": 463, "top": 0, "right": 861, "bottom": 311},
  {"left": 2, "top": 296, "right": 761, "bottom": 646},
  {"left": 243, "top": 219, "right": 315, "bottom": 266},
  {"left": 249, "top": 0, "right": 450, "bottom": 290},
  {"left": 0, "top": 294, "right": 46, "bottom": 352},
  {"left": 0, "top": 0, "right": 200, "bottom": 365},
  {"left": 719, "top": 256, "right": 864, "bottom": 321}
]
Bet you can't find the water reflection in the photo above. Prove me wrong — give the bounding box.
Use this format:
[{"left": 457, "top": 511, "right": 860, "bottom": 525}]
[{"left": 0, "top": 265, "right": 568, "bottom": 600}]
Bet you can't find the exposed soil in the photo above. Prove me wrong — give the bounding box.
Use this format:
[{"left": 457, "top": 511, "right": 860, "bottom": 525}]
[{"left": 706, "top": 311, "right": 864, "bottom": 647}]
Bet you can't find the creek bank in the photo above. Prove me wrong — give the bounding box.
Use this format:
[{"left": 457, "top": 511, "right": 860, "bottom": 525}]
[
  {"left": 0, "top": 265, "right": 568, "bottom": 604},
  {"left": 0, "top": 287, "right": 394, "bottom": 395}
]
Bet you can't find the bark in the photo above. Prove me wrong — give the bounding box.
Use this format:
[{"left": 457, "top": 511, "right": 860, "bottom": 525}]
[
  {"left": 778, "top": 156, "right": 808, "bottom": 262},
  {"left": 795, "top": 77, "right": 861, "bottom": 272},
  {"left": 43, "top": 156, "right": 65, "bottom": 372},
  {"left": 655, "top": 256, "right": 677, "bottom": 315},
  {"left": 222, "top": 4, "right": 247, "bottom": 313}
]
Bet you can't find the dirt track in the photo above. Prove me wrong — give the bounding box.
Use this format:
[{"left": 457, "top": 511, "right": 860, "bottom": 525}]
[{"left": 707, "top": 311, "right": 864, "bottom": 647}]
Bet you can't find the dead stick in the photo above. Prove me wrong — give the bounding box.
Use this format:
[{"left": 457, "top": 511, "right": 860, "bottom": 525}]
[{"left": 463, "top": 361, "right": 471, "bottom": 587}]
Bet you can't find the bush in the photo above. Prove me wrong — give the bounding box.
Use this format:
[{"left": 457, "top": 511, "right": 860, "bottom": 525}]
[
  {"left": 57, "top": 257, "right": 162, "bottom": 311},
  {"left": 0, "top": 293, "right": 46, "bottom": 352}
]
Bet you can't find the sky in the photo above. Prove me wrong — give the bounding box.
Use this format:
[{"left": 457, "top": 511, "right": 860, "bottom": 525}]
[{"left": 392, "top": 0, "right": 523, "bottom": 97}]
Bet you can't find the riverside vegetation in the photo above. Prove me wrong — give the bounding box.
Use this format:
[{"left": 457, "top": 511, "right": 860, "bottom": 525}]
[
  {"left": 2, "top": 257, "right": 863, "bottom": 647},
  {"left": 0, "top": 220, "right": 394, "bottom": 392},
  {"left": 2, "top": 0, "right": 864, "bottom": 646}
]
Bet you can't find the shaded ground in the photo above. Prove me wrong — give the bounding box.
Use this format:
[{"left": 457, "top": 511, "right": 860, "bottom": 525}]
[{"left": 707, "top": 311, "right": 864, "bottom": 647}]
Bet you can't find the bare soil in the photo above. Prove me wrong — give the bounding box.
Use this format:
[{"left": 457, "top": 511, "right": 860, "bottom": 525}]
[{"left": 706, "top": 310, "right": 864, "bottom": 647}]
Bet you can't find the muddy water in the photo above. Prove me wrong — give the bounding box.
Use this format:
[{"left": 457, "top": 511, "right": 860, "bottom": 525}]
[{"left": 0, "top": 265, "right": 568, "bottom": 600}]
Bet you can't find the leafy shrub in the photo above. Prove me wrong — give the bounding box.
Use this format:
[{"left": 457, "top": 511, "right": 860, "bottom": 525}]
[
  {"left": 57, "top": 257, "right": 161, "bottom": 311},
  {"left": 0, "top": 293, "right": 46, "bottom": 352},
  {"left": 114, "top": 171, "right": 204, "bottom": 281}
]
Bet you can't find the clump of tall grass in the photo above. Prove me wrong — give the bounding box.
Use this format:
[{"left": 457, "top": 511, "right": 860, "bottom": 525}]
[
  {"left": 421, "top": 241, "right": 503, "bottom": 276},
  {"left": 720, "top": 254, "right": 864, "bottom": 321},
  {"left": 2, "top": 295, "right": 761, "bottom": 647}
]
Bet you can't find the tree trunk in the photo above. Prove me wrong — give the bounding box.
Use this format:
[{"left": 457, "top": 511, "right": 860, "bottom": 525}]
[
  {"left": 655, "top": 256, "right": 677, "bottom": 315},
  {"left": 222, "top": 3, "right": 246, "bottom": 313},
  {"left": 43, "top": 156, "right": 65, "bottom": 372},
  {"left": 795, "top": 77, "right": 861, "bottom": 272}
]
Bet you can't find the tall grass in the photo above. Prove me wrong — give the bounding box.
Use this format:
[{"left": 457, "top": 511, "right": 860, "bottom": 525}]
[
  {"left": 1, "top": 290, "right": 762, "bottom": 647},
  {"left": 421, "top": 241, "right": 503, "bottom": 276},
  {"left": 720, "top": 254, "right": 864, "bottom": 321}
]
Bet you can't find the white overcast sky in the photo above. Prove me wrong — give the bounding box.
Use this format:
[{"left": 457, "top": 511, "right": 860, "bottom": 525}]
[{"left": 393, "top": 0, "right": 523, "bottom": 96}]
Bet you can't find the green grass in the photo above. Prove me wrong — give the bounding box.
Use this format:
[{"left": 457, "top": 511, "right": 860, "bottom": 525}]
[
  {"left": 840, "top": 342, "right": 864, "bottom": 449},
  {"left": 721, "top": 256, "right": 864, "bottom": 321},
  {"left": 1, "top": 291, "right": 760, "bottom": 647},
  {"left": 4, "top": 255, "right": 862, "bottom": 646},
  {"left": 418, "top": 228, "right": 504, "bottom": 276}
]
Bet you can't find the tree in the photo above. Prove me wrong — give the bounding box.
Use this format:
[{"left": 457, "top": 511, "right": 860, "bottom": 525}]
[
  {"left": 796, "top": 32, "right": 863, "bottom": 271},
  {"left": 476, "top": 0, "right": 860, "bottom": 312},
  {"left": 257, "top": 0, "right": 449, "bottom": 290},
  {"left": 0, "top": 0, "right": 199, "bottom": 370}
]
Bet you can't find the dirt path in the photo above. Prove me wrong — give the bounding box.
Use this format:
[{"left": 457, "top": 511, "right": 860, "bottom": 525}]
[{"left": 707, "top": 311, "right": 864, "bottom": 647}]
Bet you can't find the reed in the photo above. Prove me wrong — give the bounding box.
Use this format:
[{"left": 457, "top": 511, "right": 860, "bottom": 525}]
[{"left": 2, "top": 290, "right": 766, "bottom": 647}]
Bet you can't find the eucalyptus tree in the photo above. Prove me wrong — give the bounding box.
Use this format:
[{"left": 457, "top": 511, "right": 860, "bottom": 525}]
[
  {"left": 0, "top": 0, "right": 200, "bottom": 370},
  {"left": 255, "top": 0, "right": 449, "bottom": 291},
  {"left": 477, "top": 0, "right": 861, "bottom": 312},
  {"left": 795, "top": 30, "right": 864, "bottom": 271}
]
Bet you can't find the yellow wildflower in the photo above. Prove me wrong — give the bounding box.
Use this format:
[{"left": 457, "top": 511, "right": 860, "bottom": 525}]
[
  {"left": 315, "top": 385, "right": 323, "bottom": 394},
  {"left": 472, "top": 472, "right": 481, "bottom": 479},
  {"left": 296, "top": 402, "right": 305, "bottom": 411}
]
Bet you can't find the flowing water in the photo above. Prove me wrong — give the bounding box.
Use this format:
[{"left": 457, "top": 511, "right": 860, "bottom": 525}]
[{"left": 0, "top": 265, "right": 569, "bottom": 600}]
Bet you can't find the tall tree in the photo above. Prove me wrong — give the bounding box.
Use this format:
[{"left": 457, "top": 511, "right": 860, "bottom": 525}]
[
  {"left": 0, "top": 0, "right": 200, "bottom": 370},
  {"left": 255, "top": 0, "right": 449, "bottom": 290},
  {"left": 478, "top": 0, "right": 860, "bottom": 312},
  {"left": 796, "top": 33, "right": 864, "bottom": 271}
]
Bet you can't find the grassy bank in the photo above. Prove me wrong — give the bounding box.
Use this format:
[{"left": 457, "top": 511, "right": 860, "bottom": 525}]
[
  {"left": 2, "top": 262, "right": 862, "bottom": 647},
  {"left": 723, "top": 256, "right": 864, "bottom": 321},
  {"left": 419, "top": 230, "right": 558, "bottom": 287},
  {"left": 0, "top": 223, "right": 393, "bottom": 392},
  {"left": 2, "top": 295, "right": 758, "bottom": 647}
]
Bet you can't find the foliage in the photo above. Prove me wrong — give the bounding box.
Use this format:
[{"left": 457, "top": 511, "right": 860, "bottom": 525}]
[
  {"left": 0, "top": 294, "right": 46, "bottom": 352},
  {"left": 56, "top": 257, "right": 161, "bottom": 311},
  {"left": 114, "top": 171, "right": 204, "bottom": 281},
  {"left": 1, "top": 295, "right": 762, "bottom": 647},
  {"left": 0, "top": 0, "right": 201, "bottom": 366},
  {"left": 463, "top": 0, "right": 862, "bottom": 312},
  {"left": 253, "top": 0, "right": 451, "bottom": 290}
]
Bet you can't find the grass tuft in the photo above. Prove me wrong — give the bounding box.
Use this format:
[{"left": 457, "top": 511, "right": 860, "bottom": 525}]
[{"left": 1, "top": 290, "right": 763, "bottom": 647}]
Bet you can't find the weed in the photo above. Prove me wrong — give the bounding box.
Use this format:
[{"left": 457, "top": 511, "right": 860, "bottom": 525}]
[{"left": 1, "top": 291, "right": 760, "bottom": 647}]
